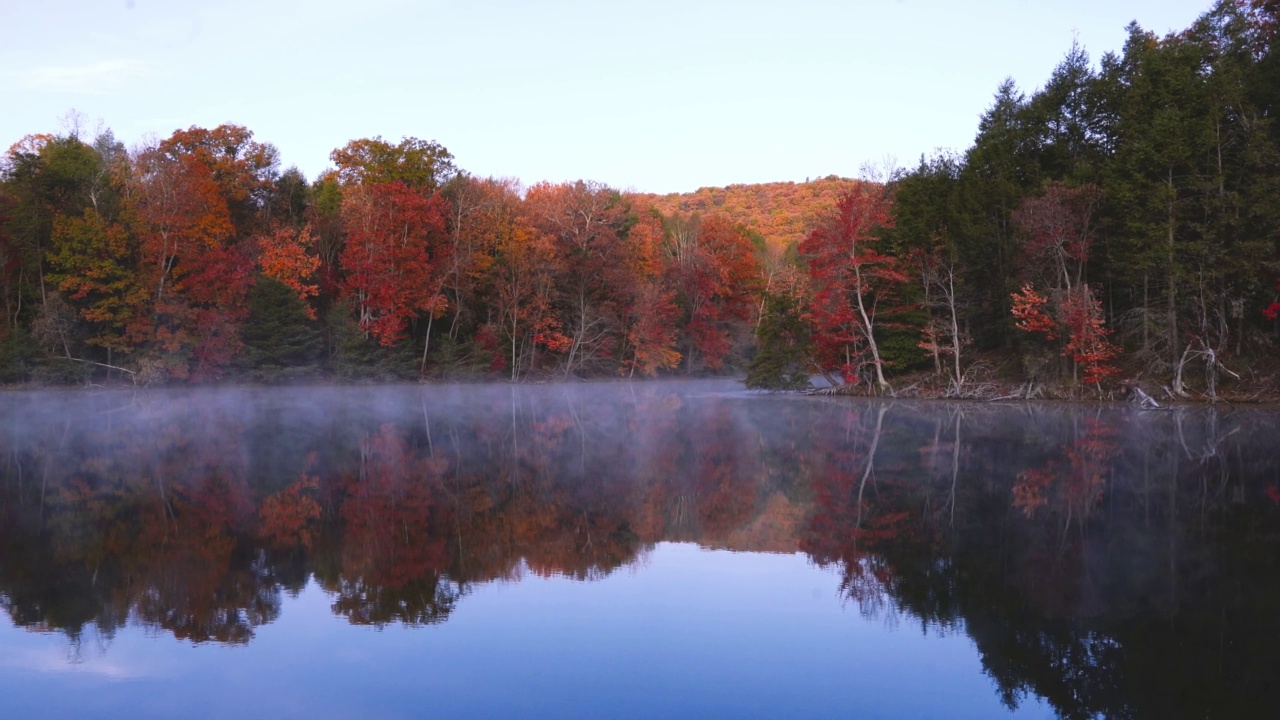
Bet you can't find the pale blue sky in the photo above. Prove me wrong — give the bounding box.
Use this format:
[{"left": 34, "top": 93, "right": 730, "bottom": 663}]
[{"left": 2, "top": 0, "right": 1213, "bottom": 193}]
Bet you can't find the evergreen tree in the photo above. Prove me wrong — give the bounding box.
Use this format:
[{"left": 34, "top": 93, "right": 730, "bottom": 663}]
[
  {"left": 238, "top": 278, "right": 323, "bottom": 380},
  {"left": 745, "top": 293, "right": 812, "bottom": 390},
  {"left": 958, "top": 80, "right": 1042, "bottom": 347}
]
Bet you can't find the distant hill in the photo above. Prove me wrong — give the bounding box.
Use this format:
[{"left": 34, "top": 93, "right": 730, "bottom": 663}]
[{"left": 629, "top": 176, "right": 860, "bottom": 250}]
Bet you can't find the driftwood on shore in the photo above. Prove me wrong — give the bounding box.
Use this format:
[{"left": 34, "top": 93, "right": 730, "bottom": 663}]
[
  {"left": 804, "top": 383, "right": 872, "bottom": 397},
  {"left": 1127, "top": 385, "right": 1162, "bottom": 409},
  {"left": 797, "top": 375, "right": 1219, "bottom": 407}
]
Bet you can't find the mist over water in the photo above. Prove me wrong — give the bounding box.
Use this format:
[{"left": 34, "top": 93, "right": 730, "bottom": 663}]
[{"left": 1, "top": 381, "right": 1278, "bottom": 718}]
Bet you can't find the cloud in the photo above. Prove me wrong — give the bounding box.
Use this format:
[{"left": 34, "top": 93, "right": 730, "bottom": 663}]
[
  {"left": 0, "top": 646, "right": 147, "bottom": 680},
  {"left": 14, "top": 59, "right": 149, "bottom": 95}
]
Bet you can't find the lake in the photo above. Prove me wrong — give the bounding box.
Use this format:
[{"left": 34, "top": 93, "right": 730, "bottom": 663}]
[{"left": 1, "top": 381, "right": 1277, "bottom": 719}]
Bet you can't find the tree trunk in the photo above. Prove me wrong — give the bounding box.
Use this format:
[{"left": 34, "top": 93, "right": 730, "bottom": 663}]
[
  {"left": 420, "top": 313, "right": 434, "bottom": 374},
  {"left": 947, "top": 267, "right": 962, "bottom": 389},
  {"left": 852, "top": 264, "right": 890, "bottom": 393},
  {"left": 1166, "top": 167, "right": 1178, "bottom": 367}
]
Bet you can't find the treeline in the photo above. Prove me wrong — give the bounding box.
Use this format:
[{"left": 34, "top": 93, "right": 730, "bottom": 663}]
[
  {"left": 0, "top": 124, "right": 772, "bottom": 384},
  {"left": 2, "top": 1, "right": 1279, "bottom": 391},
  {"left": 849, "top": 0, "right": 1280, "bottom": 397}
]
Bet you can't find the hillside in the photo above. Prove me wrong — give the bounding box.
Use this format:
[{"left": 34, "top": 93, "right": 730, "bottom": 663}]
[{"left": 629, "top": 176, "right": 860, "bottom": 250}]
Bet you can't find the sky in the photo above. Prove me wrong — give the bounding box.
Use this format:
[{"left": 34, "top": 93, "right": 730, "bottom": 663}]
[{"left": 1, "top": 0, "right": 1216, "bottom": 194}]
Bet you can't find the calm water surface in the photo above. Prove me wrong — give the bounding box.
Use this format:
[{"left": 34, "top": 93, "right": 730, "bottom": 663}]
[{"left": 1, "top": 381, "right": 1277, "bottom": 719}]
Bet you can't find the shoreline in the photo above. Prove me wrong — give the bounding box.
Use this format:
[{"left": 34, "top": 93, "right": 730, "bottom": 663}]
[{"left": 5, "top": 372, "right": 1280, "bottom": 409}]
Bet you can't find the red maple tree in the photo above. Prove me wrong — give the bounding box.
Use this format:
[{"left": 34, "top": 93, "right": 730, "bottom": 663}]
[
  {"left": 800, "top": 183, "right": 904, "bottom": 390},
  {"left": 339, "top": 181, "right": 448, "bottom": 346},
  {"left": 1011, "top": 283, "right": 1120, "bottom": 389}
]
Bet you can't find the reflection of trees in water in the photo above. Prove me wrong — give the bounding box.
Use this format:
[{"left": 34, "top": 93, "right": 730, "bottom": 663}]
[
  {"left": 1011, "top": 412, "right": 1118, "bottom": 532},
  {"left": 0, "top": 394, "right": 279, "bottom": 645},
  {"left": 800, "top": 402, "right": 916, "bottom": 620},
  {"left": 0, "top": 385, "right": 786, "bottom": 639},
  {"left": 1, "top": 387, "right": 1278, "bottom": 716},
  {"left": 798, "top": 402, "right": 1280, "bottom": 719}
]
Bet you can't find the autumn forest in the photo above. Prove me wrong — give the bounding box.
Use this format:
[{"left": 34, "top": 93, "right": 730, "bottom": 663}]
[{"left": 2, "top": 1, "right": 1279, "bottom": 396}]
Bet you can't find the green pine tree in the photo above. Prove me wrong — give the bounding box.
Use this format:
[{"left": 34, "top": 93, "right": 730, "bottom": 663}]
[
  {"left": 238, "top": 278, "right": 324, "bottom": 380},
  {"left": 745, "top": 293, "right": 812, "bottom": 390}
]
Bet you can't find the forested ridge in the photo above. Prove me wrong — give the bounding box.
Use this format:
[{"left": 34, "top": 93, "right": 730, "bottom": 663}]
[
  {"left": 2, "top": 0, "right": 1279, "bottom": 397},
  {"left": 634, "top": 177, "right": 860, "bottom": 251}
]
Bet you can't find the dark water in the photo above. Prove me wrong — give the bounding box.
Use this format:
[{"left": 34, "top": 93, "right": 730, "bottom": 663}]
[{"left": 1, "top": 381, "right": 1277, "bottom": 719}]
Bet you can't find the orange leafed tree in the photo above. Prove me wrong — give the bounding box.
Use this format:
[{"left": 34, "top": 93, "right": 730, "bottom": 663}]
[
  {"left": 129, "top": 149, "right": 234, "bottom": 305},
  {"left": 157, "top": 124, "right": 279, "bottom": 236},
  {"left": 440, "top": 175, "right": 512, "bottom": 339},
  {"left": 1011, "top": 283, "right": 1056, "bottom": 339},
  {"left": 127, "top": 144, "right": 250, "bottom": 379},
  {"left": 483, "top": 200, "right": 566, "bottom": 378},
  {"left": 524, "top": 180, "right": 633, "bottom": 376},
  {"left": 618, "top": 199, "right": 682, "bottom": 376},
  {"left": 624, "top": 283, "right": 682, "bottom": 376},
  {"left": 256, "top": 223, "right": 321, "bottom": 318},
  {"left": 661, "top": 213, "right": 760, "bottom": 371}
]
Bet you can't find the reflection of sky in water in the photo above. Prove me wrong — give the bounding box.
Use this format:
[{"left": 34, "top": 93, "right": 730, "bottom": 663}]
[{"left": 0, "top": 543, "right": 1051, "bottom": 719}]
